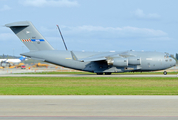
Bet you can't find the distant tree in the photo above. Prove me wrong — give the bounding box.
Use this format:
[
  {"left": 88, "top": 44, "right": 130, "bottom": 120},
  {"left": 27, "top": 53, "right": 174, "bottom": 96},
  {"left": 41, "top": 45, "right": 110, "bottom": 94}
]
[
  {"left": 169, "top": 54, "right": 177, "bottom": 64},
  {"left": 170, "top": 54, "right": 176, "bottom": 60}
]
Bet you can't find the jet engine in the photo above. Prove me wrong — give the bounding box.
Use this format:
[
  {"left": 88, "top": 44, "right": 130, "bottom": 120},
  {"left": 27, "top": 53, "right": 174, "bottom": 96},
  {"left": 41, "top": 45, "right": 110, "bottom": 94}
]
[
  {"left": 107, "top": 58, "right": 128, "bottom": 67},
  {"left": 128, "top": 57, "right": 141, "bottom": 65}
]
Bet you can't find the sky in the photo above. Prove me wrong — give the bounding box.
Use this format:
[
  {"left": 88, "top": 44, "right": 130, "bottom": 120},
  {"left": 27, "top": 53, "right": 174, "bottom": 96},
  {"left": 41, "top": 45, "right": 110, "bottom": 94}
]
[{"left": 0, "top": 0, "right": 178, "bottom": 56}]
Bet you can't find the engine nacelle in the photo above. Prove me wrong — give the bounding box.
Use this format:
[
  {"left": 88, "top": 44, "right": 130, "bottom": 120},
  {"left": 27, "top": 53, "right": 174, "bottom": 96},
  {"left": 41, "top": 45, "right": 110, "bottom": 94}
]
[
  {"left": 107, "top": 58, "right": 128, "bottom": 67},
  {"left": 128, "top": 57, "right": 141, "bottom": 65}
]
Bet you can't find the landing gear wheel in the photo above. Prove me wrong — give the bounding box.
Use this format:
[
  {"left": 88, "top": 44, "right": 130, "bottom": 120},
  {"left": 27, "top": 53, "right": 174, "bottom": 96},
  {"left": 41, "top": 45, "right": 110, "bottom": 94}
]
[
  {"left": 163, "top": 71, "right": 167, "bottom": 75},
  {"left": 105, "top": 72, "right": 112, "bottom": 75},
  {"left": 96, "top": 73, "right": 103, "bottom": 75}
]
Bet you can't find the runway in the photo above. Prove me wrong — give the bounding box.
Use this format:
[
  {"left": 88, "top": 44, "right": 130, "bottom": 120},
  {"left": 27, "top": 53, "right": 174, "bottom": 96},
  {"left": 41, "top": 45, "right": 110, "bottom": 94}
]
[
  {"left": 0, "top": 74, "right": 178, "bottom": 77},
  {"left": 0, "top": 67, "right": 178, "bottom": 77},
  {"left": 0, "top": 96, "right": 178, "bottom": 120}
]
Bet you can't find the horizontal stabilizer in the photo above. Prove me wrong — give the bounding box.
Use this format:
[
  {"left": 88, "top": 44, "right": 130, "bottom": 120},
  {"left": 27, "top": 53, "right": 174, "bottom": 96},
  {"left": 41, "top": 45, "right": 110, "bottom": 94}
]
[{"left": 5, "top": 21, "right": 29, "bottom": 27}]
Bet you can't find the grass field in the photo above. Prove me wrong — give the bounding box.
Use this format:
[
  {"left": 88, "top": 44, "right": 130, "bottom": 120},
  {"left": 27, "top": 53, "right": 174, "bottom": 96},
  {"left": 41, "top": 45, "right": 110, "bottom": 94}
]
[{"left": 0, "top": 77, "right": 178, "bottom": 95}]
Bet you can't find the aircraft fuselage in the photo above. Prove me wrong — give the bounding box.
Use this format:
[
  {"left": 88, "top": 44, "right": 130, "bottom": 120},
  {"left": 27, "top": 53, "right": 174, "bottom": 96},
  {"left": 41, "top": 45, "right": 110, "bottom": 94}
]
[{"left": 21, "top": 50, "right": 176, "bottom": 73}]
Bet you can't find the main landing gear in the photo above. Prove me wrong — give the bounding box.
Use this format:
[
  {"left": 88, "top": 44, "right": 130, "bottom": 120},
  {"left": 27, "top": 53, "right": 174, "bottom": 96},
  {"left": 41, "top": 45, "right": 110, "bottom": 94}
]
[
  {"left": 105, "top": 72, "right": 112, "bottom": 75},
  {"left": 96, "top": 73, "right": 103, "bottom": 75},
  {"left": 96, "top": 73, "right": 112, "bottom": 75},
  {"left": 163, "top": 71, "right": 167, "bottom": 75}
]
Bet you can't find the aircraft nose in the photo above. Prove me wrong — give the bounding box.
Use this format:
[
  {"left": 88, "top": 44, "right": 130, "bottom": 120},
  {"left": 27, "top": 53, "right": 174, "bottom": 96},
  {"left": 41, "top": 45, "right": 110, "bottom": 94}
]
[
  {"left": 170, "top": 57, "right": 176, "bottom": 67},
  {"left": 173, "top": 59, "right": 176, "bottom": 66}
]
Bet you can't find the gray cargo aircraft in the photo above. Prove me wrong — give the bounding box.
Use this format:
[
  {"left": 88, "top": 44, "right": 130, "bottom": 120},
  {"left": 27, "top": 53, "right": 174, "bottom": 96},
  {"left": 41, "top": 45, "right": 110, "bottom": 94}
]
[{"left": 5, "top": 21, "right": 176, "bottom": 75}]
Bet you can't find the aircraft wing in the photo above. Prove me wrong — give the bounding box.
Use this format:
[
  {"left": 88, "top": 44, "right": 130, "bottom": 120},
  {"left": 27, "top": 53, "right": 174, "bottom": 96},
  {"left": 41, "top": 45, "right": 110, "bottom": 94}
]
[
  {"left": 79, "top": 56, "right": 106, "bottom": 62},
  {"left": 79, "top": 52, "right": 119, "bottom": 62},
  {"left": 72, "top": 51, "right": 135, "bottom": 62}
]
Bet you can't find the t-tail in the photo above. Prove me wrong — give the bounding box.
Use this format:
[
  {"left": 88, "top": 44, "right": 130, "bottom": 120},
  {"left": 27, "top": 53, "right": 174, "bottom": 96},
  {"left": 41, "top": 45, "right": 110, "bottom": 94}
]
[{"left": 5, "top": 21, "right": 54, "bottom": 51}]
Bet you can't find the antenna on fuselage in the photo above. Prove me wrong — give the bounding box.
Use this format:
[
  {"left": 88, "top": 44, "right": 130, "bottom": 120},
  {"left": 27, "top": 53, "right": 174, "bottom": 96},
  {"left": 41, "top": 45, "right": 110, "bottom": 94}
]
[{"left": 56, "top": 25, "right": 68, "bottom": 51}]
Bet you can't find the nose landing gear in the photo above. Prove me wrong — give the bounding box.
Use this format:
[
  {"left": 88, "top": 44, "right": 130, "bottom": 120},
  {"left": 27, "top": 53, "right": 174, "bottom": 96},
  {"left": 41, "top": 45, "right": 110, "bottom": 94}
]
[{"left": 163, "top": 71, "right": 167, "bottom": 75}]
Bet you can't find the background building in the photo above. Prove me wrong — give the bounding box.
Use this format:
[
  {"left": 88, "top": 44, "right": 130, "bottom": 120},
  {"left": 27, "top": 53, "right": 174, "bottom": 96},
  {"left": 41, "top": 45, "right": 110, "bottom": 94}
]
[{"left": 176, "top": 53, "right": 178, "bottom": 60}]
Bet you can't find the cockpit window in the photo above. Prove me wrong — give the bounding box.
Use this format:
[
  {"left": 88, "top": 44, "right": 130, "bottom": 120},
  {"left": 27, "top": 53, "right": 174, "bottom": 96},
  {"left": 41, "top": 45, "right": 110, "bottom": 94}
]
[{"left": 164, "top": 53, "right": 169, "bottom": 58}]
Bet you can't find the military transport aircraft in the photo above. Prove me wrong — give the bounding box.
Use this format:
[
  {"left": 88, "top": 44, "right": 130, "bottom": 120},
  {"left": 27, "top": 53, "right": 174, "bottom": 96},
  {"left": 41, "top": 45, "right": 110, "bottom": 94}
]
[{"left": 5, "top": 21, "right": 176, "bottom": 75}]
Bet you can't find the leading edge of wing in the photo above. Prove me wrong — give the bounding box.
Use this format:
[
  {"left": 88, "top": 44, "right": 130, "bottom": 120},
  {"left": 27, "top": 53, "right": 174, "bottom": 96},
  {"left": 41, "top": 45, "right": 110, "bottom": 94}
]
[{"left": 79, "top": 57, "right": 106, "bottom": 62}]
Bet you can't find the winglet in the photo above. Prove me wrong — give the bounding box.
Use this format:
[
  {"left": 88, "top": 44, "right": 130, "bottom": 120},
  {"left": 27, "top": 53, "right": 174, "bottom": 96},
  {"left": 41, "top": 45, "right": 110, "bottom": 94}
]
[{"left": 70, "top": 51, "right": 78, "bottom": 61}]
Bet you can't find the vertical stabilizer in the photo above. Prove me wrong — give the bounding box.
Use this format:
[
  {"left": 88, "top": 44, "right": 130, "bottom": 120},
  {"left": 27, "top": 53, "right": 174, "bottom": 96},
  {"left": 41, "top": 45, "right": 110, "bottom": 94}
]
[
  {"left": 19, "top": 56, "right": 26, "bottom": 61},
  {"left": 5, "top": 21, "right": 54, "bottom": 51}
]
